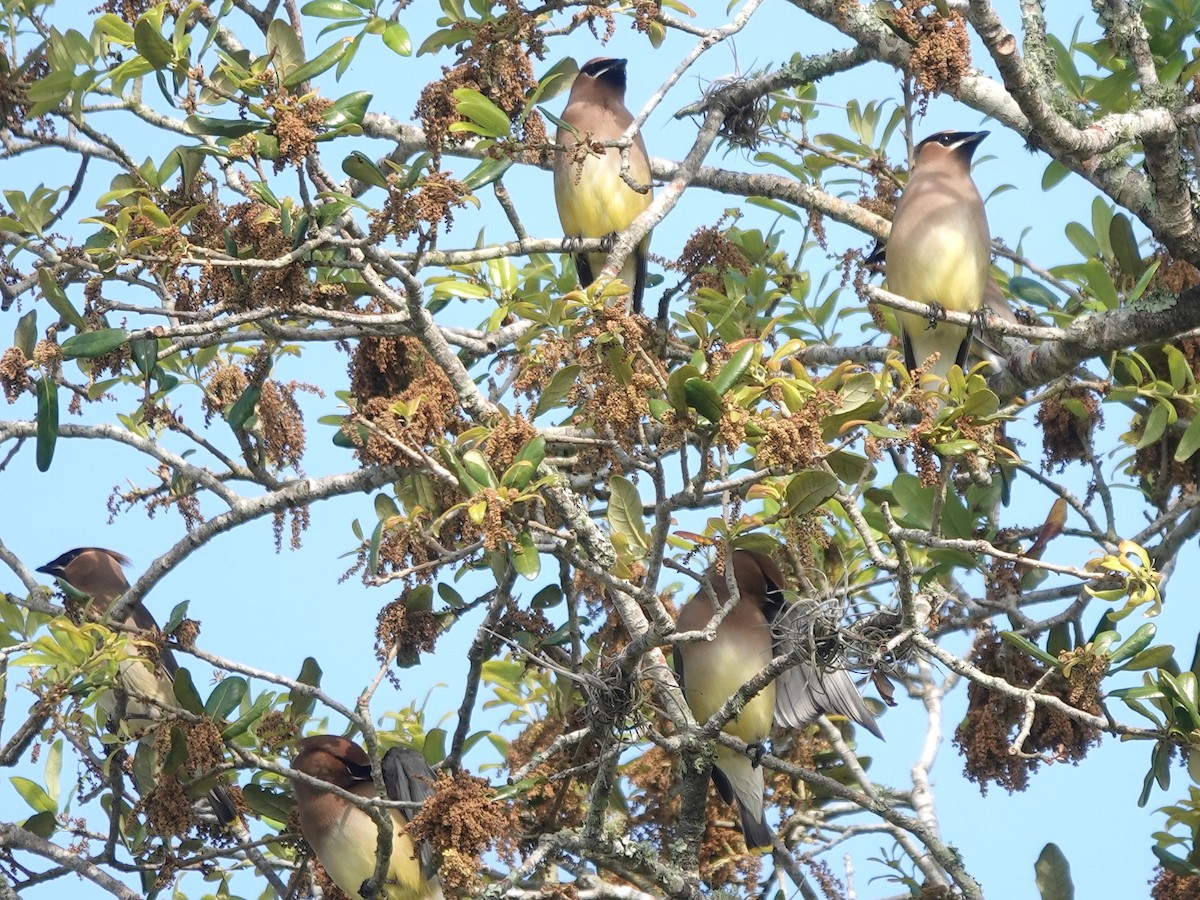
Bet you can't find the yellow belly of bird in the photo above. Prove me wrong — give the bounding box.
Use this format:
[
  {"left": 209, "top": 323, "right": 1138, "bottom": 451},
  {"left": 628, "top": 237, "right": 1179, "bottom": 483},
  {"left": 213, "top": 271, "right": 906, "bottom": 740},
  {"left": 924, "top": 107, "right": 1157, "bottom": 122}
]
[
  {"left": 554, "top": 149, "right": 651, "bottom": 288},
  {"left": 314, "top": 807, "right": 430, "bottom": 900},
  {"left": 890, "top": 223, "right": 988, "bottom": 380},
  {"left": 683, "top": 634, "right": 776, "bottom": 744}
]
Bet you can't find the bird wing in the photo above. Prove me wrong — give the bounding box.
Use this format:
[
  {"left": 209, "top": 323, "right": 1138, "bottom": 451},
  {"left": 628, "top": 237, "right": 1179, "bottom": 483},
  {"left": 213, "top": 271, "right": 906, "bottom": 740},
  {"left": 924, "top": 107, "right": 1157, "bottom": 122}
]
[
  {"left": 770, "top": 602, "right": 883, "bottom": 739},
  {"left": 382, "top": 747, "right": 439, "bottom": 875}
]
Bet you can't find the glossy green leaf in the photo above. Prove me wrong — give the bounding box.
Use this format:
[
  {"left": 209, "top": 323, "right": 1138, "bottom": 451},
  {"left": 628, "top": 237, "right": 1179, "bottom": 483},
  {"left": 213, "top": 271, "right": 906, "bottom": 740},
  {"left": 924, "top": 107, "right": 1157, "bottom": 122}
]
[
  {"left": 226, "top": 385, "right": 261, "bottom": 432},
  {"left": 171, "top": 668, "right": 206, "bottom": 715},
  {"left": 289, "top": 656, "right": 322, "bottom": 720},
  {"left": 533, "top": 365, "right": 579, "bottom": 417},
  {"left": 683, "top": 377, "right": 724, "bottom": 422},
  {"left": 711, "top": 342, "right": 756, "bottom": 396},
  {"left": 500, "top": 435, "right": 545, "bottom": 490},
  {"left": 451, "top": 88, "right": 511, "bottom": 138},
  {"left": 1000, "top": 630, "right": 1063, "bottom": 668},
  {"left": 37, "top": 269, "right": 86, "bottom": 329},
  {"left": 301, "top": 0, "right": 363, "bottom": 17},
  {"left": 133, "top": 18, "right": 175, "bottom": 70},
  {"left": 10, "top": 777, "right": 56, "bottom": 814},
  {"left": 1034, "top": 843, "right": 1074, "bottom": 900},
  {"left": 282, "top": 39, "right": 350, "bottom": 88},
  {"left": 784, "top": 470, "right": 838, "bottom": 517},
  {"left": 510, "top": 530, "right": 540, "bottom": 580},
  {"left": 184, "top": 115, "right": 262, "bottom": 138},
  {"left": 607, "top": 475, "right": 648, "bottom": 551},
  {"left": 381, "top": 20, "right": 412, "bottom": 56},
  {"left": 14, "top": 310, "right": 36, "bottom": 358},
  {"left": 35, "top": 378, "right": 58, "bottom": 473},
  {"left": 204, "top": 676, "right": 248, "bottom": 720}
]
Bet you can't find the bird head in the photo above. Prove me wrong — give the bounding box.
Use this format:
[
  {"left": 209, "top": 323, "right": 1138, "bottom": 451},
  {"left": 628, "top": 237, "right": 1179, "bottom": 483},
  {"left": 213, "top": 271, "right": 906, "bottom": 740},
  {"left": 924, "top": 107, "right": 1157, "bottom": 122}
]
[
  {"left": 293, "top": 735, "right": 372, "bottom": 786},
  {"left": 577, "top": 57, "right": 628, "bottom": 95},
  {"left": 915, "top": 130, "right": 989, "bottom": 167},
  {"left": 36, "top": 547, "right": 131, "bottom": 602}
]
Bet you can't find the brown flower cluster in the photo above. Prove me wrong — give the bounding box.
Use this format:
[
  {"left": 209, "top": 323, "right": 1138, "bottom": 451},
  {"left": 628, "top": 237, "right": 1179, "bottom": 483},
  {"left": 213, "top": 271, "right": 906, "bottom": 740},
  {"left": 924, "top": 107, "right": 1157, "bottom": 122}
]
[
  {"left": 414, "top": 2, "right": 544, "bottom": 157},
  {"left": 892, "top": 1, "right": 972, "bottom": 103},
  {"left": 264, "top": 88, "right": 333, "bottom": 171},
  {"left": 375, "top": 596, "right": 440, "bottom": 669},
  {"left": 371, "top": 170, "right": 472, "bottom": 245},
  {"left": 408, "top": 770, "right": 519, "bottom": 895},
  {"left": 348, "top": 335, "right": 464, "bottom": 462},
  {"left": 258, "top": 379, "right": 318, "bottom": 472},
  {"left": 506, "top": 717, "right": 590, "bottom": 835},
  {"left": 674, "top": 225, "right": 752, "bottom": 294},
  {"left": 0, "top": 346, "right": 28, "bottom": 402},
  {"left": 953, "top": 627, "right": 1101, "bottom": 795},
  {"left": 179, "top": 200, "right": 309, "bottom": 313},
  {"left": 1151, "top": 866, "right": 1200, "bottom": 900},
  {"left": 1037, "top": 386, "right": 1100, "bottom": 470}
]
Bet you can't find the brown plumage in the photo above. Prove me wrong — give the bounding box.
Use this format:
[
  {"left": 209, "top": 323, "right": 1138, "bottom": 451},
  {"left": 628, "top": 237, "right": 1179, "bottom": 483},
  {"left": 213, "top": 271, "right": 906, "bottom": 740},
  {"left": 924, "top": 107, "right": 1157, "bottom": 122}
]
[
  {"left": 553, "top": 57, "right": 653, "bottom": 312},
  {"left": 36, "top": 547, "right": 236, "bottom": 824},
  {"left": 292, "top": 735, "right": 443, "bottom": 900},
  {"left": 886, "top": 130, "right": 991, "bottom": 386},
  {"left": 673, "top": 550, "right": 880, "bottom": 851}
]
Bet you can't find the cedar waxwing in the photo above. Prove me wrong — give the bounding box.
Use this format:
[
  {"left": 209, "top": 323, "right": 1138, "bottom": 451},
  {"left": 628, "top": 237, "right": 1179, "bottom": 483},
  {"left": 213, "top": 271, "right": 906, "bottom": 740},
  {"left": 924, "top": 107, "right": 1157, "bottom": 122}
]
[
  {"left": 37, "top": 548, "right": 236, "bottom": 824},
  {"left": 886, "top": 130, "right": 991, "bottom": 387},
  {"left": 673, "top": 550, "right": 880, "bottom": 851},
  {"left": 553, "top": 57, "right": 653, "bottom": 313},
  {"left": 291, "top": 735, "right": 443, "bottom": 900}
]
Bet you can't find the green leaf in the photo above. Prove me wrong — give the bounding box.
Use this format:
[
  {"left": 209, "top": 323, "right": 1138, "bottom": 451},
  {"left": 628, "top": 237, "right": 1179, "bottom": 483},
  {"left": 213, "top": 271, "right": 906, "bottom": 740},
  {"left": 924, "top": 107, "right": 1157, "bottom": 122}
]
[
  {"left": 533, "top": 365, "right": 579, "bottom": 417},
  {"left": 171, "top": 668, "right": 206, "bottom": 715},
  {"left": 14, "top": 310, "right": 36, "bottom": 358},
  {"left": 184, "top": 115, "right": 262, "bottom": 138},
  {"left": 130, "top": 337, "right": 158, "bottom": 376},
  {"left": 35, "top": 378, "right": 58, "bottom": 473},
  {"left": 241, "top": 784, "right": 294, "bottom": 823},
  {"left": 133, "top": 17, "right": 175, "bottom": 70},
  {"left": 342, "top": 150, "right": 390, "bottom": 188},
  {"left": 607, "top": 475, "right": 649, "bottom": 551},
  {"left": 451, "top": 88, "right": 512, "bottom": 138},
  {"left": 1034, "top": 843, "right": 1074, "bottom": 900},
  {"left": 1109, "top": 212, "right": 1142, "bottom": 278},
  {"left": 266, "top": 19, "right": 305, "bottom": 74},
  {"left": 226, "top": 385, "right": 261, "bottom": 432},
  {"left": 37, "top": 269, "right": 86, "bottom": 329},
  {"left": 289, "top": 657, "right": 322, "bottom": 720},
  {"left": 301, "top": 0, "right": 364, "bottom": 17},
  {"left": 59, "top": 328, "right": 127, "bottom": 362},
  {"left": 374, "top": 492, "right": 400, "bottom": 520},
  {"left": 204, "top": 676, "right": 248, "bottom": 720},
  {"left": 282, "top": 38, "right": 350, "bottom": 88},
  {"left": 683, "top": 377, "right": 724, "bottom": 423},
  {"left": 1042, "top": 159, "right": 1070, "bottom": 191},
  {"left": 323, "top": 90, "right": 372, "bottom": 129},
  {"left": 1175, "top": 415, "right": 1200, "bottom": 462},
  {"left": 461, "top": 155, "right": 513, "bottom": 191},
  {"left": 500, "top": 435, "right": 545, "bottom": 490},
  {"left": 1000, "top": 630, "right": 1063, "bottom": 668},
  {"left": 510, "top": 531, "right": 540, "bottom": 580},
  {"left": 381, "top": 20, "right": 412, "bottom": 56},
  {"left": 10, "top": 777, "right": 56, "bottom": 814},
  {"left": 1108, "top": 623, "right": 1157, "bottom": 665},
  {"left": 711, "top": 342, "right": 756, "bottom": 396},
  {"left": 784, "top": 470, "right": 838, "bottom": 517}
]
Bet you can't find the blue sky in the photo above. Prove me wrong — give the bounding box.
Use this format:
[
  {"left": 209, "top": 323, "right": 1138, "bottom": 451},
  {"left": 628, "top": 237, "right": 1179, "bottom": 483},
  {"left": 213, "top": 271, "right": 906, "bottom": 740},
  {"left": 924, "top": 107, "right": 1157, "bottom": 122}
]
[{"left": 0, "top": 2, "right": 1191, "bottom": 898}]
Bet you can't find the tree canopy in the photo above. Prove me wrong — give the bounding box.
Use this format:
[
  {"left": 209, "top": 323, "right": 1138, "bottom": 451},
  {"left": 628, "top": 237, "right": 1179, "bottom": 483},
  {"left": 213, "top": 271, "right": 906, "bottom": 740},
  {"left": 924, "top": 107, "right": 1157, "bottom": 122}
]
[{"left": 2, "top": 1, "right": 1200, "bottom": 899}]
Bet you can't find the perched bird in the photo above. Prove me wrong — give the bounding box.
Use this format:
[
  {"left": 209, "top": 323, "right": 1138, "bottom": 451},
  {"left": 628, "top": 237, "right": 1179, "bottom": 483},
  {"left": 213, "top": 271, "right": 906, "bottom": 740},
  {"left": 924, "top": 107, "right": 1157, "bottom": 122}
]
[
  {"left": 886, "top": 130, "right": 992, "bottom": 387},
  {"left": 553, "top": 57, "right": 653, "bottom": 313},
  {"left": 673, "top": 550, "right": 880, "bottom": 851},
  {"left": 291, "top": 735, "right": 443, "bottom": 900},
  {"left": 37, "top": 547, "right": 236, "bottom": 824}
]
